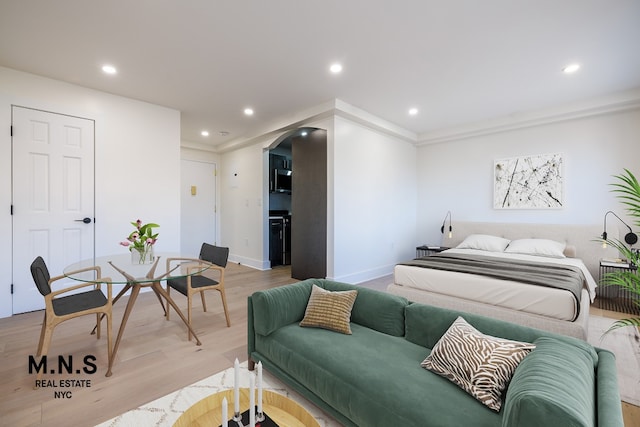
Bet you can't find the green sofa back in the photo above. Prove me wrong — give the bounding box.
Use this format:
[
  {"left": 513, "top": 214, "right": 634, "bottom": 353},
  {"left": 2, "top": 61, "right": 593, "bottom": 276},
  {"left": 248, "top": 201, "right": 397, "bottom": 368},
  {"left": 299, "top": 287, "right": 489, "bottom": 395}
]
[
  {"left": 405, "top": 302, "right": 557, "bottom": 349},
  {"left": 251, "top": 279, "right": 409, "bottom": 337},
  {"left": 321, "top": 280, "right": 408, "bottom": 336}
]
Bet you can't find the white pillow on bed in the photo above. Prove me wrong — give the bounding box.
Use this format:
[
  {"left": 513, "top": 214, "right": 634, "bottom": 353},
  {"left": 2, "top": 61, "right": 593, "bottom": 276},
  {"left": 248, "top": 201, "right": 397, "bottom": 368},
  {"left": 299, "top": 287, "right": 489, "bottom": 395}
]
[
  {"left": 504, "top": 238, "right": 566, "bottom": 258},
  {"left": 456, "top": 234, "right": 511, "bottom": 252}
]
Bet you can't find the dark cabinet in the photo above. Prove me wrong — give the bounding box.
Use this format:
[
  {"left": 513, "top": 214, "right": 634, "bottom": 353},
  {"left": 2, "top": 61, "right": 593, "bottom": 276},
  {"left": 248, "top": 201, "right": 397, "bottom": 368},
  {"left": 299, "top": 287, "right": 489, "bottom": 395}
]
[
  {"left": 269, "top": 215, "right": 291, "bottom": 267},
  {"left": 269, "top": 219, "right": 283, "bottom": 266}
]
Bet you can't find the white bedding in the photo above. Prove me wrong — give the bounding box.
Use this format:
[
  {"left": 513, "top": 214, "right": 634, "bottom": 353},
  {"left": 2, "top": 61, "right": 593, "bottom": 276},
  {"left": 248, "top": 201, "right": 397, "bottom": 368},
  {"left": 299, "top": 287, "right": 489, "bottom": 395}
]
[{"left": 393, "top": 248, "right": 597, "bottom": 322}]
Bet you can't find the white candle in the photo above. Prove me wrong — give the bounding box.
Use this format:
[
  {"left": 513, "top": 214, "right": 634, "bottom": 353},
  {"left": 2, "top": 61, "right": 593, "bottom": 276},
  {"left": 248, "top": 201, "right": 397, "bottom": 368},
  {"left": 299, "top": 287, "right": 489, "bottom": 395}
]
[
  {"left": 221, "top": 397, "right": 228, "bottom": 427},
  {"left": 257, "top": 361, "right": 263, "bottom": 415},
  {"left": 233, "top": 358, "right": 240, "bottom": 415},
  {"left": 249, "top": 373, "right": 256, "bottom": 427}
]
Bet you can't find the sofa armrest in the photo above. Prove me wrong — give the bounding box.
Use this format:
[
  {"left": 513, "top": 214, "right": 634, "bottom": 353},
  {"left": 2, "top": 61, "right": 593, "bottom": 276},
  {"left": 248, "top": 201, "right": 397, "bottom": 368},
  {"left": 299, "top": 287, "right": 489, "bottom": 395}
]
[
  {"left": 250, "top": 281, "right": 315, "bottom": 336},
  {"left": 501, "top": 336, "right": 606, "bottom": 427},
  {"left": 596, "top": 349, "right": 624, "bottom": 427}
]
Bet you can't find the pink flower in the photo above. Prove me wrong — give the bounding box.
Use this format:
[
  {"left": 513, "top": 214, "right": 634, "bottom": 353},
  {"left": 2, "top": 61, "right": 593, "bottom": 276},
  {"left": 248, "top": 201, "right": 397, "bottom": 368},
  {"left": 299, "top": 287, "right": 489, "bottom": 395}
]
[
  {"left": 136, "top": 219, "right": 142, "bottom": 229},
  {"left": 131, "top": 232, "right": 139, "bottom": 240},
  {"left": 119, "top": 241, "right": 131, "bottom": 247},
  {"left": 146, "top": 238, "right": 155, "bottom": 245}
]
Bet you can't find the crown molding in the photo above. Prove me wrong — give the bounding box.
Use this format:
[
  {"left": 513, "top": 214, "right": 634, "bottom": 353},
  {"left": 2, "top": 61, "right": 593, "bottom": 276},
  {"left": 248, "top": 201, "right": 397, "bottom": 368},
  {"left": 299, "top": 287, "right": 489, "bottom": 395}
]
[
  {"left": 181, "top": 88, "right": 640, "bottom": 154},
  {"left": 333, "top": 99, "right": 417, "bottom": 143},
  {"left": 204, "top": 99, "right": 417, "bottom": 154},
  {"left": 417, "top": 88, "right": 640, "bottom": 146}
]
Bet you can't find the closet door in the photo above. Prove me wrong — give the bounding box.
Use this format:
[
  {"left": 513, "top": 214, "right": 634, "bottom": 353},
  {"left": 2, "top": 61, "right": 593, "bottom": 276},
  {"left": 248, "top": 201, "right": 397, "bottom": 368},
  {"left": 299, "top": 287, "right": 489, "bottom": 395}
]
[{"left": 291, "top": 129, "right": 327, "bottom": 279}]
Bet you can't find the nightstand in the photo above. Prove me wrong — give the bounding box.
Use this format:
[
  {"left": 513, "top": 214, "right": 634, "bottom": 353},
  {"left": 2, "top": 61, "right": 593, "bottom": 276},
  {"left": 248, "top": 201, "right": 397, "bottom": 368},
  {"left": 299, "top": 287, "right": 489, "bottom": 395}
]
[
  {"left": 416, "top": 245, "right": 449, "bottom": 258},
  {"left": 598, "top": 259, "right": 639, "bottom": 314}
]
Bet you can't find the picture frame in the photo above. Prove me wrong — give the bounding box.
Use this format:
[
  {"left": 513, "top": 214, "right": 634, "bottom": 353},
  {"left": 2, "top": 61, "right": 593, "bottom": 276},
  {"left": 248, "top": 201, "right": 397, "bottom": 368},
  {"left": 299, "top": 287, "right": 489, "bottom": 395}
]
[{"left": 493, "top": 153, "right": 563, "bottom": 209}]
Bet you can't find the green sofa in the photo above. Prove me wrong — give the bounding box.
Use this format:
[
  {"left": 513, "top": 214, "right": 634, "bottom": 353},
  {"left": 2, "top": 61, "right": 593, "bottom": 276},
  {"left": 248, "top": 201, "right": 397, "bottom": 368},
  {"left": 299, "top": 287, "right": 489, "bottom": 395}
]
[{"left": 247, "top": 279, "right": 623, "bottom": 427}]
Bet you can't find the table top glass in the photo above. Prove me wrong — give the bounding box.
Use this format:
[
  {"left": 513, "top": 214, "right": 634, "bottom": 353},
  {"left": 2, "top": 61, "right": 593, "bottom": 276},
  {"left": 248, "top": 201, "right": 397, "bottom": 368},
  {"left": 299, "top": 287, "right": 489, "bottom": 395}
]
[{"left": 63, "top": 253, "right": 211, "bottom": 284}]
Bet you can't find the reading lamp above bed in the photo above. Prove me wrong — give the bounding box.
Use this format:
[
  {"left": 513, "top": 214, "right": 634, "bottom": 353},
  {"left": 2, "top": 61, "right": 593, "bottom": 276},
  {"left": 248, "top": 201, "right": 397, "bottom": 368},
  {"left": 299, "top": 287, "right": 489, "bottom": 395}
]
[
  {"left": 440, "top": 211, "right": 453, "bottom": 239},
  {"left": 601, "top": 210, "right": 638, "bottom": 247}
]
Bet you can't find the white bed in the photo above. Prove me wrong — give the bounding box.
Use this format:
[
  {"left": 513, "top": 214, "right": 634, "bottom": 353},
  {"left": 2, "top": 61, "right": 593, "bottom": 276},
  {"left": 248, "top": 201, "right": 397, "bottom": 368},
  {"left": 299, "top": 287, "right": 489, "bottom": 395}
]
[{"left": 387, "top": 222, "right": 612, "bottom": 340}]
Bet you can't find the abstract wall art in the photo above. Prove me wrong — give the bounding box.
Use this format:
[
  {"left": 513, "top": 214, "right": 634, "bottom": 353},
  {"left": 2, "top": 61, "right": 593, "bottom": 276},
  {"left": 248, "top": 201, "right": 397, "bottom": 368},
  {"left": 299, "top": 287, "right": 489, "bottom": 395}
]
[{"left": 494, "top": 153, "right": 563, "bottom": 209}]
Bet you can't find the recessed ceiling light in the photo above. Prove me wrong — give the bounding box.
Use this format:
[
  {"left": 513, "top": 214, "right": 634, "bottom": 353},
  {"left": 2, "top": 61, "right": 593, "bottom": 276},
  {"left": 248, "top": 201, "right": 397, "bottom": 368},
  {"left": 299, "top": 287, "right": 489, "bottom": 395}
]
[
  {"left": 409, "top": 108, "right": 419, "bottom": 116},
  {"left": 301, "top": 131, "right": 308, "bottom": 137},
  {"left": 562, "top": 63, "right": 580, "bottom": 74},
  {"left": 244, "top": 108, "right": 254, "bottom": 116},
  {"left": 101, "top": 64, "right": 117, "bottom": 75},
  {"left": 201, "top": 130, "right": 209, "bottom": 137},
  {"left": 329, "top": 63, "right": 343, "bottom": 74}
]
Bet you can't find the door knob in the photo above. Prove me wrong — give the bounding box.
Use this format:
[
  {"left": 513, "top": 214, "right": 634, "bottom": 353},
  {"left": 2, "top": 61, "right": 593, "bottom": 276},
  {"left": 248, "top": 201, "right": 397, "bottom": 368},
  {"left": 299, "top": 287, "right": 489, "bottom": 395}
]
[{"left": 75, "top": 217, "right": 92, "bottom": 224}]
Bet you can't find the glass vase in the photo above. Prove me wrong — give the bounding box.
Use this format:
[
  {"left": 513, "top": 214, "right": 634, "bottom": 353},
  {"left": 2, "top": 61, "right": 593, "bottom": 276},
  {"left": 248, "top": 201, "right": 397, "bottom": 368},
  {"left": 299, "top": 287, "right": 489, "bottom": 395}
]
[{"left": 131, "top": 246, "right": 154, "bottom": 264}]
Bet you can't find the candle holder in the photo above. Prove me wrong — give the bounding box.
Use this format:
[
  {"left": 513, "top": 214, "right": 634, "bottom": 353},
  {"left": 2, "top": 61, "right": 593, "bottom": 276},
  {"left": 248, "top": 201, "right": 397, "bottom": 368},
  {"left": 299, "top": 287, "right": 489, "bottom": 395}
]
[{"left": 220, "top": 407, "right": 278, "bottom": 427}]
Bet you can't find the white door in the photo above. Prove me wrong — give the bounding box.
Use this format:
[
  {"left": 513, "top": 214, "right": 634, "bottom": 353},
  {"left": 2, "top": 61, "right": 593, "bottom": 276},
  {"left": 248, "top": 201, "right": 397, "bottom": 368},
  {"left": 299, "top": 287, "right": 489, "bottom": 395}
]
[
  {"left": 12, "top": 106, "right": 95, "bottom": 314},
  {"left": 180, "top": 160, "right": 217, "bottom": 257}
]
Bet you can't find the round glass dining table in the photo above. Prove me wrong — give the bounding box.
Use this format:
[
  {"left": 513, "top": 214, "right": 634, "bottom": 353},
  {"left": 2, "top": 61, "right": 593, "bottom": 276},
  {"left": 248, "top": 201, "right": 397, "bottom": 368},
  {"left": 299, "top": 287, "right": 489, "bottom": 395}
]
[{"left": 64, "top": 253, "right": 211, "bottom": 377}]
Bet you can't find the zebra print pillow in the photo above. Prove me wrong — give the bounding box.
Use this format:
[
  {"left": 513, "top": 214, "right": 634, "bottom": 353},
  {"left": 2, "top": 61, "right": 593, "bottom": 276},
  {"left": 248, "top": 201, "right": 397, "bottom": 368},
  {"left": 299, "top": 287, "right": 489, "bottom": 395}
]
[{"left": 421, "top": 316, "right": 535, "bottom": 411}]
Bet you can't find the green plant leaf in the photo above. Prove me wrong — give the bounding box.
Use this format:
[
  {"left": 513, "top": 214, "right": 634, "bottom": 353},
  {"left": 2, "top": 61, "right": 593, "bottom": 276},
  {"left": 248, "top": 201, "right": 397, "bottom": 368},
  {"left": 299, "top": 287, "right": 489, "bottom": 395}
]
[{"left": 604, "top": 317, "right": 640, "bottom": 335}]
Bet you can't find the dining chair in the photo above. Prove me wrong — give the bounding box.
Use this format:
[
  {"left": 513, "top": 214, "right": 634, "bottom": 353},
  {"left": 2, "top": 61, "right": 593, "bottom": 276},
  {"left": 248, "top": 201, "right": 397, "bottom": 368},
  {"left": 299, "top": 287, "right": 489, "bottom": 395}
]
[
  {"left": 30, "top": 256, "right": 113, "bottom": 384},
  {"left": 165, "top": 244, "right": 231, "bottom": 341}
]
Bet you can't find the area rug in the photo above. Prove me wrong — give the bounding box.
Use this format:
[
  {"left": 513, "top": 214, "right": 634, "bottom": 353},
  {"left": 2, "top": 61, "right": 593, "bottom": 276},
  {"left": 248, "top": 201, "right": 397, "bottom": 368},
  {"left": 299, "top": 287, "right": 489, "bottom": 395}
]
[
  {"left": 588, "top": 315, "right": 640, "bottom": 406},
  {"left": 95, "top": 361, "right": 340, "bottom": 427}
]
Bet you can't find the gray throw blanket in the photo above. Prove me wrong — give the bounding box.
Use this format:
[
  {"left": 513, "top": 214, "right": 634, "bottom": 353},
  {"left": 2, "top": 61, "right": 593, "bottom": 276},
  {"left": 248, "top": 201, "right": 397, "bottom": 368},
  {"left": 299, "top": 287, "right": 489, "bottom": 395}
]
[{"left": 400, "top": 252, "right": 585, "bottom": 319}]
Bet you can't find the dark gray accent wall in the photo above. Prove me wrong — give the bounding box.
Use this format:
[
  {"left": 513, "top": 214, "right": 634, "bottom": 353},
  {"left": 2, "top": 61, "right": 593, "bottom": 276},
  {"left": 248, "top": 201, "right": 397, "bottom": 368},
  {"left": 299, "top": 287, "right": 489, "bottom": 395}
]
[{"left": 291, "top": 129, "right": 327, "bottom": 279}]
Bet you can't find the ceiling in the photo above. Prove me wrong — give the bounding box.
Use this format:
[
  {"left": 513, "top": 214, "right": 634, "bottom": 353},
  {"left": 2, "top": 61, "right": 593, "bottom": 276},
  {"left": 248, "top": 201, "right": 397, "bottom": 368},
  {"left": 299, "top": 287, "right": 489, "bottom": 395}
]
[{"left": 1, "top": 1, "right": 639, "bottom": 150}]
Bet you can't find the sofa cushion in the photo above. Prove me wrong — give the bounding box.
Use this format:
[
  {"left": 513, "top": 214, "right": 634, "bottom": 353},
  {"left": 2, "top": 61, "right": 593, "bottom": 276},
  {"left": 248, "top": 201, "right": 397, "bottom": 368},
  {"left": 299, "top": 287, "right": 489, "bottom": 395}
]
[
  {"left": 300, "top": 284, "right": 358, "bottom": 334},
  {"left": 252, "top": 281, "right": 314, "bottom": 336},
  {"left": 421, "top": 316, "right": 535, "bottom": 411},
  {"left": 501, "top": 336, "right": 597, "bottom": 427},
  {"left": 404, "top": 302, "right": 546, "bottom": 350},
  {"left": 255, "top": 322, "right": 502, "bottom": 427},
  {"left": 321, "top": 280, "right": 408, "bottom": 336}
]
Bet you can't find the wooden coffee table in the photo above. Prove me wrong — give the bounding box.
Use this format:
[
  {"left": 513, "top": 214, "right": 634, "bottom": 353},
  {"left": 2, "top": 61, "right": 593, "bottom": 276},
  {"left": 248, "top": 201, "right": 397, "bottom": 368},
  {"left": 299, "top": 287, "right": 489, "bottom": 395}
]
[{"left": 173, "top": 388, "right": 320, "bottom": 427}]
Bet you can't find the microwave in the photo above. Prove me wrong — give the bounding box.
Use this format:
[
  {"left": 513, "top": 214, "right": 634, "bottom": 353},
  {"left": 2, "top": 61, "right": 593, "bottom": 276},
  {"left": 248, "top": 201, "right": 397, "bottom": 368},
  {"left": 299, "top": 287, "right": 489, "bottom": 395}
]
[{"left": 271, "top": 168, "right": 292, "bottom": 193}]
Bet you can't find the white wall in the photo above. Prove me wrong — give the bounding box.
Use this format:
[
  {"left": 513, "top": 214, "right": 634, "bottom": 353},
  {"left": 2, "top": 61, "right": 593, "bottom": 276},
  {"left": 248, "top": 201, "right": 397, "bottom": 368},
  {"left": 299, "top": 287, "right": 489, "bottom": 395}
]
[
  {"left": 0, "top": 67, "right": 181, "bottom": 318},
  {"left": 416, "top": 107, "right": 640, "bottom": 246},
  {"left": 219, "top": 142, "right": 266, "bottom": 269},
  {"left": 218, "top": 114, "right": 417, "bottom": 283},
  {"left": 332, "top": 117, "right": 417, "bottom": 282}
]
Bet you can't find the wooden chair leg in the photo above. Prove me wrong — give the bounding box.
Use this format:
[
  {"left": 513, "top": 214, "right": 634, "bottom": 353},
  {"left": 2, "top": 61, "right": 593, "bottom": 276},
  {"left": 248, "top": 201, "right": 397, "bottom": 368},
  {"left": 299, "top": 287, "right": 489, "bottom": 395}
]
[
  {"left": 95, "top": 313, "right": 101, "bottom": 339},
  {"left": 219, "top": 288, "right": 231, "bottom": 327},
  {"left": 187, "top": 294, "right": 193, "bottom": 341},
  {"left": 165, "top": 285, "right": 171, "bottom": 320},
  {"left": 200, "top": 291, "right": 207, "bottom": 312},
  {"left": 35, "top": 322, "right": 55, "bottom": 386},
  {"left": 105, "top": 311, "right": 113, "bottom": 377},
  {"left": 36, "top": 313, "right": 47, "bottom": 356}
]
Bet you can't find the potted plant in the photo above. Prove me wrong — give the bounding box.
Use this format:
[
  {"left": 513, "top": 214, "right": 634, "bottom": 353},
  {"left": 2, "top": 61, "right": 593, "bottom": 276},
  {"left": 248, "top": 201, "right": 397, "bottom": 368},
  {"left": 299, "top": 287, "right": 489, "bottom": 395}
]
[
  {"left": 600, "top": 168, "right": 640, "bottom": 333},
  {"left": 120, "top": 219, "right": 160, "bottom": 264}
]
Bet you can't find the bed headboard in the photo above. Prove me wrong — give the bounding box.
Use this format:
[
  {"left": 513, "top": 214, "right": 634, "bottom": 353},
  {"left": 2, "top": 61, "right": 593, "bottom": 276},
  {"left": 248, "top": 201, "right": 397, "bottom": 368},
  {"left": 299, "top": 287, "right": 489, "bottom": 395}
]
[{"left": 441, "top": 221, "right": 617, "bottom": 280}]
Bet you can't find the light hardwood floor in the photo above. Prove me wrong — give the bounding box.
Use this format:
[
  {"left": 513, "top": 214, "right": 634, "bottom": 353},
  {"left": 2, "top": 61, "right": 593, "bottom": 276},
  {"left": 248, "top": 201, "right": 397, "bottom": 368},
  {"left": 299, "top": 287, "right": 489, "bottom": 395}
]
[{"left": 0, "top": 264, "right": 638, "bottom": 426}]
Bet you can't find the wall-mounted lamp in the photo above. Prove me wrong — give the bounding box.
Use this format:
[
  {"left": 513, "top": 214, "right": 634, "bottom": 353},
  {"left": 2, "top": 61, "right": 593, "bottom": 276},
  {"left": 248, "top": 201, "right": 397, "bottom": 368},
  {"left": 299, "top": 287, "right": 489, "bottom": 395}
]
[
  {"left": 440, "top": 211, "right": 453, "bottom": 239},
  {"left": 601, "top": 210, "right": 638, "bottom": 248}
]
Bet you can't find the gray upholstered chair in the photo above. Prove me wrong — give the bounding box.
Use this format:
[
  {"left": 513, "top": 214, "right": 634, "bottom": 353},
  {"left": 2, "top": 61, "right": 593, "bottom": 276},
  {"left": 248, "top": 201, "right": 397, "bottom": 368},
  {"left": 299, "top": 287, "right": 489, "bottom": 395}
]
[
  {"left": 30, "top": 256, "right": 113, "bottom": 383},
  {"left": 165, "top": 244, "right": 231, "bottom": 341}
]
